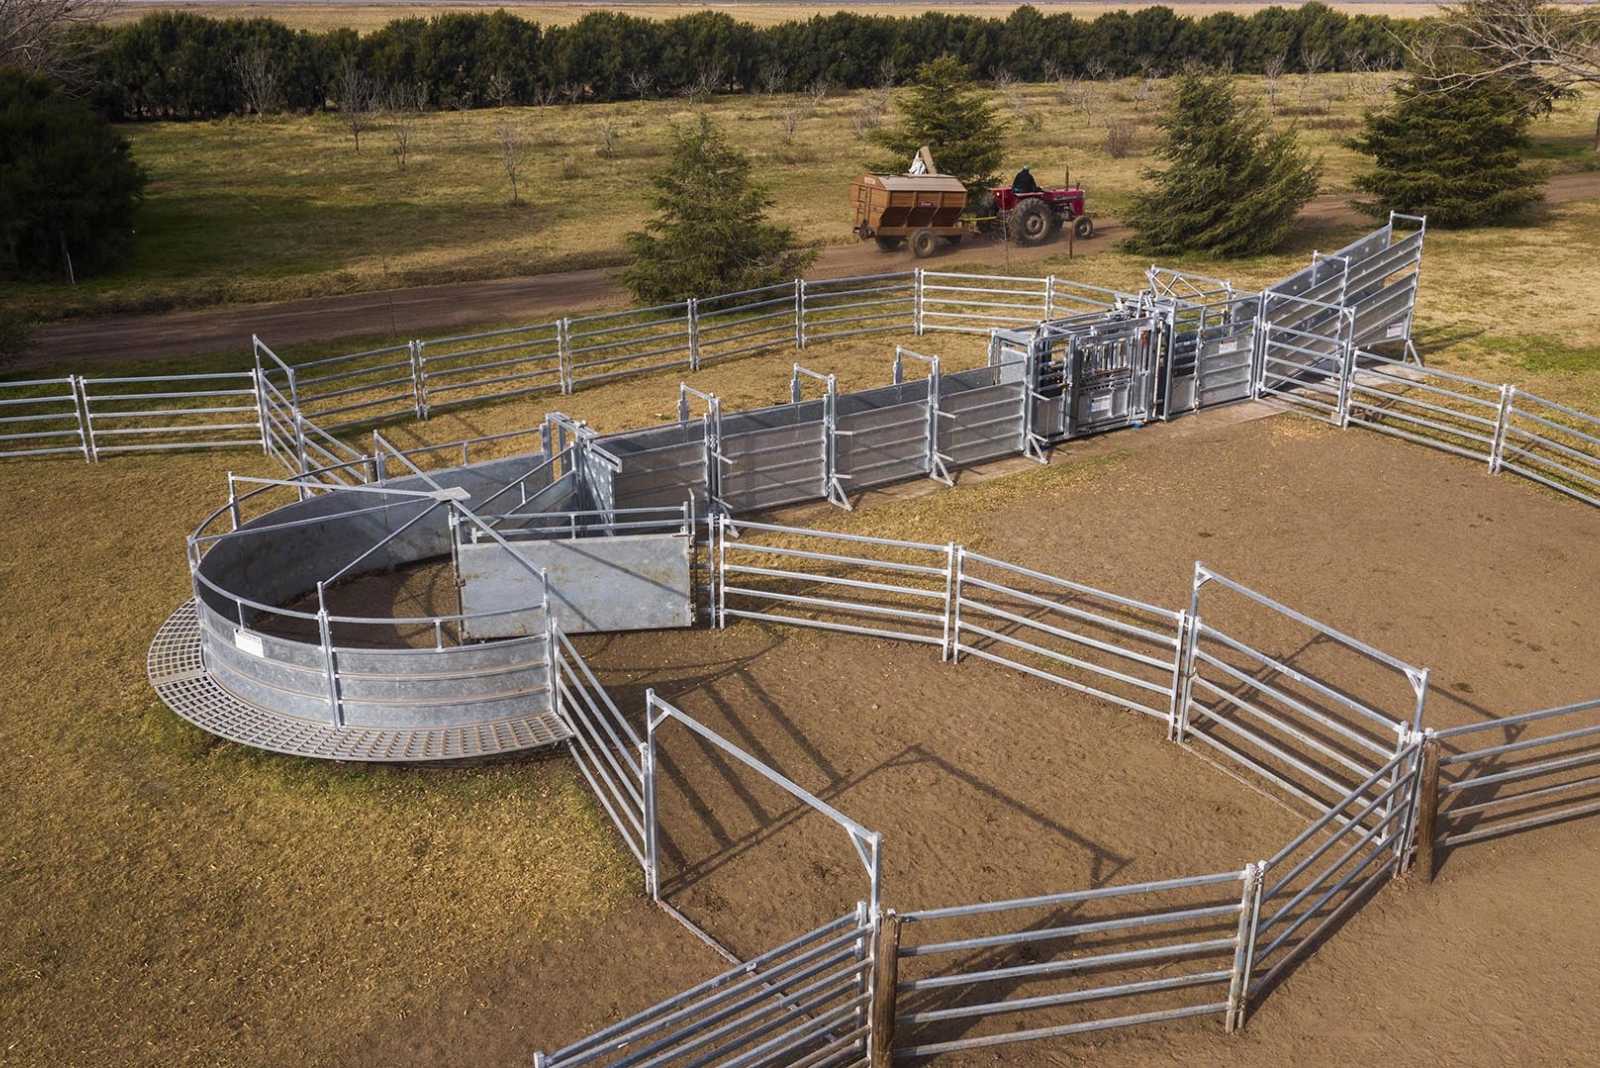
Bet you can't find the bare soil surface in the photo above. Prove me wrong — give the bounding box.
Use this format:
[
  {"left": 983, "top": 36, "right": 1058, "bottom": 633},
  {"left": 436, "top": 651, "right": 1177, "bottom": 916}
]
[
  {"left": 28, "top": 173, "right": 1600, "bottom": 371},
  {"left": 324, "top": 409, "right": 1599, "bottom": 1067}
]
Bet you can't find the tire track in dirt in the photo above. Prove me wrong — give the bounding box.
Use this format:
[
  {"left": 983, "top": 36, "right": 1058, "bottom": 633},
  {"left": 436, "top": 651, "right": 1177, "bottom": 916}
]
[{"left": 25, "top": 172, "right": 1600, "bottom": 370}]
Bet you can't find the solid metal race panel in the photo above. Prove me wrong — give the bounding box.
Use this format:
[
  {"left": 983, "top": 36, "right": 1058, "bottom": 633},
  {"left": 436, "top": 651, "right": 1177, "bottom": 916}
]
[
  {"left": 459, "top": 533, "right": 693, "bottom": 636},
  {"left": 835, "top": 380, "right": 933, "bottom": 489},
  {"left": 937, "top": 367, "right": 1026, "bottom": 468},
  {"left": 720, "top": 420, "right": 828, "bottom": 512}
]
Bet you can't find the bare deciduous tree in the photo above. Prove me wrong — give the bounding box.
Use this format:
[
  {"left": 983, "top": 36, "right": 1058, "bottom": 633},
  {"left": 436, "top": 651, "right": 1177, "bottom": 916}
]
[
  {"left": 777, "top": 103, "right": 800, "bottom": 143},
  {"left": 596, "top": 119, "right": 620, "bottom": 159},
  {"left": 1104, "top": 119, "right": 1137, "bottom": 158},
  {"left": 679, "top": 60, "right": 725, "bottom": 104},
  {"left": 1404, "top": 0, "right": 1600, "bottom": 147},
  {"left": 1263, "top": 49, "right": 1288, "bottom": 112},
  {"left": 0, "top": 0, "right": 115, "bottom": 83},
  {"left": 807, "top": 76, "right": 831, "bottom": 110},
  {"left": 626, "top": 68, "right": 655, "bottom": 100},
  {"left": 487, "top": 68, "right": 514, "bottom": 108},
  {"left": 758, "top": 59, "right": 788, "bottom": 96},
  {"left": 384, "top": 82, "right": 422, "bottom": 171},
  {"left": 496, "top": 119, "right": 527, "bottom": 204},
  {"left": 335, "top": 56, "right": 375, "bottom": 153},
  {"left": 233, "top": 40, "right": 282, "bottom": 117},
  {"left": 994, "top": 68, "right": 1042, "bottom": 132}
]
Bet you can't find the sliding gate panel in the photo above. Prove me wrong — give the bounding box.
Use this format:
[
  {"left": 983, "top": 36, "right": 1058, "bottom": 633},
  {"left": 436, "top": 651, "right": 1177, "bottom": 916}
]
[
  {"left": 720, "top": 400, "right": 828, "bottom": 512},
  {"left": 936, "top": 366, "right": 1026, "bottom": 469},
  {"left": 835, "top": 381, "right": 933, "bottom": 490}
]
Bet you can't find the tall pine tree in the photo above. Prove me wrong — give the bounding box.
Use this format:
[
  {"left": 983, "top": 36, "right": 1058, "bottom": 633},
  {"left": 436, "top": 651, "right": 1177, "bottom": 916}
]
[
  {"left": 867, "top": 56, "right": 1008, "bottom": 190},
  {"left": 1124, "top": 72, "right": 1320, "bottom": 257},
  {"left": 622, "top": 115, "right": 816, "bottom": 303},
  {"left": 1350, "top": 77, "right": 1542, "bottom": 228}
]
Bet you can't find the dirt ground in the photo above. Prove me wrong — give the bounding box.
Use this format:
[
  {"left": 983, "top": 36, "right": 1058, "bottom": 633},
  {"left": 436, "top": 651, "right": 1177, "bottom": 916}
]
[
  {"left": 296, "top": 407, "right": 1600, "bottom": 1067},
  {"left": 25, "top": 173, "right": 1600, "bottom": 370}
]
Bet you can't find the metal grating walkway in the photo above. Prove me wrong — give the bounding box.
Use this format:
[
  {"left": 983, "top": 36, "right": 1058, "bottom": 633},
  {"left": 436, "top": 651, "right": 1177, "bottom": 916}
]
[{"left": 147, "top": 601, "right": 572, "bottom": 762}]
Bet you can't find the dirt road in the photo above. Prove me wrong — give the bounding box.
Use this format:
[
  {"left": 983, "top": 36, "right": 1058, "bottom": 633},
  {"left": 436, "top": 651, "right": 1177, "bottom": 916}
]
[{"left": 26, "top": 173, "right": 1600, "bottom": 370}]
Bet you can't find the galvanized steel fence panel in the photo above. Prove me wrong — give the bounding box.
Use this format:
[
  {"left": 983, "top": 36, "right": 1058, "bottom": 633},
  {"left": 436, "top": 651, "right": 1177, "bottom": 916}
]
[
  {"left": 418, "top": 321, "right": 563, "bottom": 414},
  {"left": 1498, "top": 389, "right": 1600, "bottom": 508},
  {"left": 78, "top": 372, "right": 264, "bottom": 456},
  {"left": 917, "top": 272, "right": 1049, "bottom": 335},
  {"left": 716, "top": 518, "right": 952, "bottom": 649},
  {"left": 1250, "top": 741, "right": 1422, "bottom": 997},
  {"left": 697, "top": 283, "right": 801, "bottom": 366},
  {"left": 891, "top": 869, "right": 1255, "bottom": 1059},
  {"left": 1345, "top": 354, "right": 1505, "bottom": 465},
  {"left": 554, "top": 627, "right": 648, "bottom": 869},
  {"left": 952, "top": 551, "right": 1184, "bottom": 722},
  {"left": 566, "top": 303, "right": 694, "bottom": 389},
  {"left": 293, "top": 342, "right": 420, "bottom": 429},
  {"left": 533, "top": 908, "right": 874, "bottom": 1068},
  {"left": 834, "top": 381, "right": 933, "bottom": 491},
  {"left": 1177, "top": 566, "right": 1426, "bottom": 819},
  {"left": 936, "top": 367, "right": 1027, "bottom": 469},
  {"left": 1432, "top": 697, "right": 1600, "bottom": 848},
  {"left": 799, "top": 273, "right": 914, "bottom": 345},
  {"left": 0, "top": 376, "right": 88, "bottom": 460}
]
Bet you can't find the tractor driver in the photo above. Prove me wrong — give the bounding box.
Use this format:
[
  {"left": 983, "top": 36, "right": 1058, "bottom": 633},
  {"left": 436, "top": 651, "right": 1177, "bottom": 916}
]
[{"left": 1012, "top": 166, "right": 1040, "bottom": 194}]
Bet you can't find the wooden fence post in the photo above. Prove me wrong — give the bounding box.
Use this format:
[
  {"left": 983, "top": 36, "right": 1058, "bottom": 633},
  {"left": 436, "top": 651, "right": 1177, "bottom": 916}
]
[
  {"left": 1412, "top": 734, "right": 1442, "bottom": 882},
  {"left": 870, "top": 910, "right": 901, "bottom": 1068}
]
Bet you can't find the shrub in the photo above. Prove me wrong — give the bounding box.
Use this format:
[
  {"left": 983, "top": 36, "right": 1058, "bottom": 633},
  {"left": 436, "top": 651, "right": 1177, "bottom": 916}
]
[
  {"left": 623, "top": 115, "right": 816, "bottom": 302},
  {"left": 0, "top": 70, "right": 147, "bottom": 280},
  {"left": 1123, "top": 71, "right": 1321, "bottom": 257},
  {"left": 1350, "top": 76, "right": 1542, "bottom": 227}
]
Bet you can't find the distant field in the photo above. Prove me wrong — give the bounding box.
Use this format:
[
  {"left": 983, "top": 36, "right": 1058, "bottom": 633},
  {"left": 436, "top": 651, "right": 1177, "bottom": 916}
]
[
  {"left": 3, "top": 73, "right": 1595, "bottom": 324},
  {"left": 111, "top": 0, "right": 1447, "bottom": 32}
]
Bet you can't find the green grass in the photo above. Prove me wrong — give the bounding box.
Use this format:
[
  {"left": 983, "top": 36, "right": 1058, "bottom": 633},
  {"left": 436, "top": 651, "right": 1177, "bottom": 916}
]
[{"left": 6, "top": 75, "right": 1594, "bottom": 322}]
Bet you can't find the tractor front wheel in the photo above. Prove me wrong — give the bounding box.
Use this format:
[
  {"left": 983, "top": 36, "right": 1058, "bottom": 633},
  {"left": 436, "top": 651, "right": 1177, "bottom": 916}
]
[
  {"left": 1009, "top": 199, "right": 1052, "bottom": 246},
  {"left": 1074, "top": 215, "right": 1095, "bottom": 240},
  {"left": 874, "top": 235, "right": 904, "bottom": 252},
  {"left": 910, "top": 229, "right": 939, "bottom": 258}
]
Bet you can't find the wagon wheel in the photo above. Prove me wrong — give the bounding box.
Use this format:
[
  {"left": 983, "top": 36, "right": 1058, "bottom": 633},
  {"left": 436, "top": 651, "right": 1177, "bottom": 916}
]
[
  {"left": 1074, "top": 215, "right": 1095, "bottom": 240},
  {"left": 874, "top": 235, "right": 905, "bottom": 251},
  {"left": 910, "top": 229, "right": 939, "bottom": 258},
  {"left": 1009, "top": 199, "right": 1052, "bottom": 246}
]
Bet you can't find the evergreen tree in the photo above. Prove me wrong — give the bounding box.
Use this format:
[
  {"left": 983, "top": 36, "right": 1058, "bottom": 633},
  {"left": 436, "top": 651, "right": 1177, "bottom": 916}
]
[
  {"left": 0, "top": 70, "right": 147, "bottom": 280},
  {"left": 867, "top": 55, "right": 1007, "bottom": 189},
  {"left": 623, "top": 115, "right": 816, "bottom": 303},
  {"left": 1350, "top": 76, "right": 1542, "bottom": 227},
  {"left": 1124, "top": 72, "right": 1321, "bottom": 257}
]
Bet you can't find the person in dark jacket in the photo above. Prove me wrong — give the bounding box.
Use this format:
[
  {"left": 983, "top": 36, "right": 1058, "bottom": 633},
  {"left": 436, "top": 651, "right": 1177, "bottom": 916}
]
[{"left": 1012, "top": 166, "right": 1040, "bottom": 194}]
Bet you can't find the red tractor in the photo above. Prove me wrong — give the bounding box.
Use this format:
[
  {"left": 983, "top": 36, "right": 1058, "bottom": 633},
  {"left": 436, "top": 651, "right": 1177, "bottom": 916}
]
[{"left": 989, "top": 183, "right": 1094, "bottom": 246}]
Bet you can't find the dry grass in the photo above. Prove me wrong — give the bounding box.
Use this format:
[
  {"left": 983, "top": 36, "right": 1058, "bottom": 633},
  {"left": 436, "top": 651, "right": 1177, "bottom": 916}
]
[
  {"left": 0, "top": 447, "right": 639, "bottom": 1066},
  {"left": 9, "top": 74, "right": 1594, "bottom": 321},
  {"left": 109, "top": 1, "right": 1457, "bottom": 33}
]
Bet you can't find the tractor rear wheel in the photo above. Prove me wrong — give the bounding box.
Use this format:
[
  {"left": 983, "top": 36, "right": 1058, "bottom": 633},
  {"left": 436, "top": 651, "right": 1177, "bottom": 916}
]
[
  {"left": 1009, "top": 199, "right": 1052, "bottom": 246},
  {"left": 874, "top": 235, "right": 904, "bottom": 251},
  {"left": 1074, "top": 215, "right": 1095, "bottom": 240},
  {"left": 910, "top": 229, "right": 939, "bottom": 258}
]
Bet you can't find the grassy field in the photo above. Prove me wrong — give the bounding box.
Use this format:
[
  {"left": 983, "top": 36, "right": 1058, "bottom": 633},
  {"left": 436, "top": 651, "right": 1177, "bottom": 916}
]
[
  {"left": 110, "top": 1, "right": 1453, "bottom": 33},
  {"left": 7, "top": 72, "right": 1595, "bottom": 323}
]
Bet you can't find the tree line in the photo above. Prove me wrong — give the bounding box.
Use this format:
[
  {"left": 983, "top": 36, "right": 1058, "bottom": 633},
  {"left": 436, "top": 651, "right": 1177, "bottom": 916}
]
[{"left": 75, "top": 3, "right": 1420, "bottom": 121}]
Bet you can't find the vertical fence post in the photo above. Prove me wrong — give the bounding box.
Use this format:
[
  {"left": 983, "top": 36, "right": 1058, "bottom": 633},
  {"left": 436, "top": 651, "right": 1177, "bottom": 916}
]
[
  {"left": 1165, "top": 612, "right": 1190, "bottom": 740},
  {"left": 869, "top": 910, "right": 901, "bottom": 1068},
  {"left": 715, "top": 513, "right": 728, "bottom": 629},
  {"left": 1489, "top": 384, "right": 1514, "bottom": 474},
  {"left": 315, "top": 580, "right": 342, "bottom": 727},
  {"left": 795, "top": 279, "right": 807, "bottom": 350},
  {"left": 948, "top": 547, "right": 965, "bottom": 663},
  {"left": 252, "top": 350, "right": 270, "bottom": 455},
  {"left": 940, "top": 543, "right": 957, "bottom": 662},
  {"left": 292, "top": 411, "right": 311, "bottom": 495},
  {"left": 1412, "top": 733, "right": 1442, "bottom": 882},
  {"left": 71, "top": 375, "right": 96, "bottom": 464},
  {"left": 546, "top": 612, "right": 562, "bottom": 725},
  {"left": 913, "top": 269, "right": 925, "bottom": 336},
  {"left": 226, "top": 472, "right": 240, "bottom": 530},
  {"left": 687, "top": 298, "right": 701, "bottom": 372},
  {"left": 1044, "top": 275, "right": 1056, "bottom": 321},
  {"left": 558, "top": 318, "right": 573, "bottom": 395},
  {"left": 410, "top": 340, "right": 428, "bottom": 420},
  {"left": 1224, "top": 862, "right": 1264, "bottom": 1034},
  {"left": 642, "top": 689, "right": 661, "bottom": 900}
]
